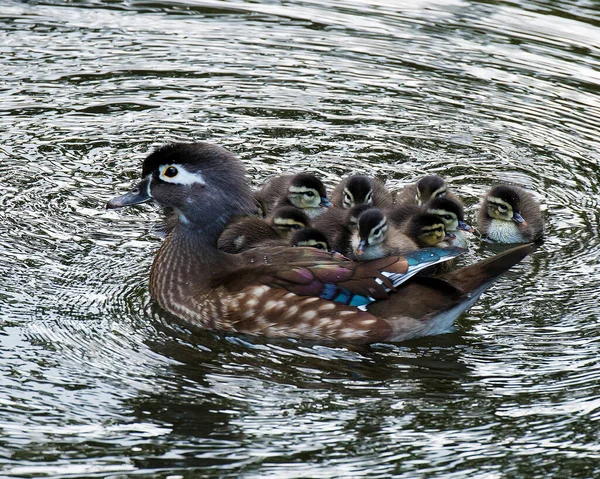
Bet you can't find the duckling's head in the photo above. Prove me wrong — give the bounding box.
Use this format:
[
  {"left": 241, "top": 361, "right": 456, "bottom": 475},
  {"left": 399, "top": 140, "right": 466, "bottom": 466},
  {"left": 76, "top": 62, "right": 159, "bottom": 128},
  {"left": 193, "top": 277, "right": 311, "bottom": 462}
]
[
  {"left": 484, "top": 185, "right": 527, "bottom": 225},
  {"left": 341, "top": 175, "right": 374, "bottom": 208},
  {"left": 416, "top": 175, "right": 448, "bottom": 206},
  {"left": 287, "top": 173, "right": 332, "bottom": 210},
  {"left": 107, "top": 143, "right": 255, "bottom": 235},
  {"left": 290, "top": 227, "right": 331, "bottom": 251},
  {"left": 355, "top": 208, "right": 388, "bottom": 256},
  {"left": 405, "top": 213, "right": 448, "bottom": 247},
  {"left": 268, "top": 206, "right": 311, "bottom": 238},
  {"left": 427, "top": 197, "right": 473, "bottom": 233},
  {"left": 345, "top": 204, "right": 373, "bottom": 231}
]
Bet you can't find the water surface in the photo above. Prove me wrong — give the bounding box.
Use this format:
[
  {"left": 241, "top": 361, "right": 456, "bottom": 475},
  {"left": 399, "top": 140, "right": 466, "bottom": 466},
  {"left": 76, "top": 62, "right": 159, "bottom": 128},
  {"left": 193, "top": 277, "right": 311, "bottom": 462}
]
[{"left": 2, "top": 0, "right": 600, "bottom": 477}]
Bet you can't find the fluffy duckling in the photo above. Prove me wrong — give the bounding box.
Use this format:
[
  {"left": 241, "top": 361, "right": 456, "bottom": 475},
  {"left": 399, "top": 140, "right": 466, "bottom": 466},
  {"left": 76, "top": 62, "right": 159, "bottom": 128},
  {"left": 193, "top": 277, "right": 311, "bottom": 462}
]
[
  {"left": 254, "top": 172, "right": 332, "bottom": 218},
  {"left": 312, "top": 204, "right": 373, "bottom": 254},
  {"left": 267, "top": 206, "right": 311, "bottom": 239},
  {"left": 290, "top": 227, "right": 331, "bottom": 251},
  {"left": 350, "top": 208, "right": 418, "bottom": 261},
  {"left": 478, "top": 185, "right": 543, "bottom": 243},
  {"left": 402, "top": 213, "right": 450, "bottom": 248},
  {"left": 331, "top": 175, "right": 394, "bottom": 209},
  {"left": 426, "top": 197, "right": 474, "bottom": 249},
  {"left": 395, "top": 174, "right": 461, "bottom": 206},
  {"left": 218, "top": 207, "right": 310, "bottom": 253}
]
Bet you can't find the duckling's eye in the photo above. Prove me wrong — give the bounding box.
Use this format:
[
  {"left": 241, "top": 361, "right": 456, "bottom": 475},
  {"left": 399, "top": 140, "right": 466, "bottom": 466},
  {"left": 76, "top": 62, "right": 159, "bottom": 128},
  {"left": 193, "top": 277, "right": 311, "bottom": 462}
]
[
  {"left": 163, "top": 166, "right": 178, "bottom": 178},
  {"left": 444, "top": 214, "right": 452, "bottom": 220},
  {"left": 315, "top": 243, "right": 326, "bottom": 250},
  {"left": 497, "top": 205, "right": 508, "bottom": 212},
  {"left": 292, "top": 224, "right": 302, "bottom": 230},
  {"left": 305, "top": 191, "right": 315, "bottom": 198}
]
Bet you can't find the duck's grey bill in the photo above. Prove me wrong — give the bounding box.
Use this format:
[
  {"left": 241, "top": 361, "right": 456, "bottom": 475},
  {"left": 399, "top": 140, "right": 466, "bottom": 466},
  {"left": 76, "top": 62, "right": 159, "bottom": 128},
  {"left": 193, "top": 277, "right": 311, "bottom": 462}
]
[{"left": 106, "top": 178, "right": 151, "bottom": 209}]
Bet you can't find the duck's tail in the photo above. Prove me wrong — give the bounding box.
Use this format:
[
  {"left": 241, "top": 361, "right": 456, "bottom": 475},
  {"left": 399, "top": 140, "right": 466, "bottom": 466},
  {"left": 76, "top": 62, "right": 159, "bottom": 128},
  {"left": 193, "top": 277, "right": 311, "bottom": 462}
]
[
  {"left": 369, "top": 243, "right": 537, "bottom": 342},
  {"left": 438, "top": 243, "right": 536, "bottom": 293}
]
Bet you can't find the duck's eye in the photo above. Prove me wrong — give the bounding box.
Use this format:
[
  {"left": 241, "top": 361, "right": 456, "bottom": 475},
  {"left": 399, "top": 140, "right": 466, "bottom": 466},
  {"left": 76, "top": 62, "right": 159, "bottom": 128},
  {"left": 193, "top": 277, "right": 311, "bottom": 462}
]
[
  {"left": 163, "top": 166, "right": 178, "bottom": 178},
  {"left": 292, "top": 224, "right": 302, "bottom": 230},
  {"left": 498, "top": 205, "right": 508, "bottom": 212},
  {"left": 444, "top": 215, "right": 452, "bottom": 221},
  {"left": 315, "top": 243, "right": 326, "bottom": 250},
  {"left": 305, "top": 191, "right": 315, "bottom": 198}
]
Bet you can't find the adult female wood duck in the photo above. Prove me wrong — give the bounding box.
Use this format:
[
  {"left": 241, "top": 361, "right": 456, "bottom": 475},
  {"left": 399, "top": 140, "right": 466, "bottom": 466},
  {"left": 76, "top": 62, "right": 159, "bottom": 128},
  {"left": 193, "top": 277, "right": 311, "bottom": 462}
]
[
  {"left": 395, "top": 174, "right": 461, "bottom": 207},
  {"left": 107, "top": 142, "right": 535, "bottom": 343},
  {"left": 478, "top": 185, "right": 544, "bottom": 243},
  {"left": 331, "top": 175, "right": 394, "bottom": 209},
  {"left": 254, "top": 172, "right": 332, "bottom": 218}
]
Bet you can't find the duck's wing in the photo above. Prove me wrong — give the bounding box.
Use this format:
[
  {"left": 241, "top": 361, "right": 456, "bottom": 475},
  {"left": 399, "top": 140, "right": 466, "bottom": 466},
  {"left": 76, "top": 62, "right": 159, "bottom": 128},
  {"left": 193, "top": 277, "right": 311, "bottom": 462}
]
[{"left": 213, "top": 246, "right": 463, "bottom": 308}]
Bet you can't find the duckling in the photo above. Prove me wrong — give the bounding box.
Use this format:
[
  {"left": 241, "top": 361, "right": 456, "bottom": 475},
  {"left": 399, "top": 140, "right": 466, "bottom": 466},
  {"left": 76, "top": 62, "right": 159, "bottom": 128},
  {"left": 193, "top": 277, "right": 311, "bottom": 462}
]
[
  {"left": 217, "top": 217, "right": 280, "bottom": 254},
  {"left": 331, "top": 175, "right": 394, "bottom": 209},
  {"left": 218, "top": 206, "right": 311, "bottom": 253},
  {"left": 350, "top": 208, "right": 418, "bottom": 261},
  {"left": 478, "top": 185, "right": 543, "bottom": 243},
  {"left": 255, "top": 172, "right": 332, "bottom": 218},
  {"left": 107, "top": 142, "right": 535, "bottom": 343},
  {"left": 267, "top": 206, "right": 311, "bottom": 239},
  {"left": 290, "top": 227, "right": 331, "bottom": 251},
  {"left": 426, "top": 197, "right": 474, "bottom": 249},
  {"left": 312, "top": 204, "right": 373, "bottom": 254},
  {"left": 402, "top": 213, "right": 450, "bottom": 248},
  {"left": 395, "top": 174, "right": 461, "bottom": 206}
]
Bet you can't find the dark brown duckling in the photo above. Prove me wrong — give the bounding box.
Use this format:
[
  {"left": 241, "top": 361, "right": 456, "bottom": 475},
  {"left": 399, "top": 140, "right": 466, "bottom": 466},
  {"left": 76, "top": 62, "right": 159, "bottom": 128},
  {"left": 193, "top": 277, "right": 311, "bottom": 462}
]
[
  {"left": 290, "top": 227, "right": 331, "bottom": 251},
  {"left": 478, "top": 185, "right": 543, "bottom": 243},
  {"left": 254, "top": 172, "right": 332, "bottom": 218},
  {"left": 312, "top": 204, "right": 373, "bottom": 254},
  {"left": 395, "top": 174, "right": 461, "bottom": 206},
  {"left": 267, "top": 206, "right": 311, "bottom": 239},
  {"left": 331, "top": 175, "right": 393, "bottom": 209}
]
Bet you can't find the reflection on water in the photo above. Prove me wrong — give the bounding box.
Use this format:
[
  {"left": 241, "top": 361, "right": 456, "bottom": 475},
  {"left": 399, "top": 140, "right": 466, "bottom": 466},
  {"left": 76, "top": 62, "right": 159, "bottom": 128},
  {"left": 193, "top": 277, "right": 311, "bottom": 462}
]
[{"left": 1, "top": 0, "right": 600, "bottom": 477}]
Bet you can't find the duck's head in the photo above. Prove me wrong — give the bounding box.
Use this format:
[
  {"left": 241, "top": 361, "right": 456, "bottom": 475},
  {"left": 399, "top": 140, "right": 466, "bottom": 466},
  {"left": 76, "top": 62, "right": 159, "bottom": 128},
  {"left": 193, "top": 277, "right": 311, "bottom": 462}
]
[
  {"left": 355, "top": 208, "right": 388, "bottom": 257},
  {"left": 484, "top": 185, "right": 527, "bottom": 225},
  {"left": 405, "top": 213, "right": 448, "bottom": 247},
  {"left": 268, "top": 206, "right": 311, "bottom": 238},
  {"left": 106, "top": 143, "right": 256, "bottom": 235},
  {"left": 427, "top": 197, "right": 473, "bottom": 233},
  {"left": 290, "top": 227, "right": 331, "bottom": 251},
  {"left": 287, "top": 173, "right": 332, "bottom": 210},
  {"left": 416, "top": 175, "right": 448, "bottom": 206},
  {"left": 341, "top": 175, "right": 374, "bottom": 208}
]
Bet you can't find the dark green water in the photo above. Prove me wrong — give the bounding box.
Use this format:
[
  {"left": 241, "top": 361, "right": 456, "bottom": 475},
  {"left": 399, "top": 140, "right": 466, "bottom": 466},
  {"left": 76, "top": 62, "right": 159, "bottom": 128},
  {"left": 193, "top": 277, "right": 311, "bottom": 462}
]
[{"left": 2, "top": 0, "right": 600, "bottom": 477}]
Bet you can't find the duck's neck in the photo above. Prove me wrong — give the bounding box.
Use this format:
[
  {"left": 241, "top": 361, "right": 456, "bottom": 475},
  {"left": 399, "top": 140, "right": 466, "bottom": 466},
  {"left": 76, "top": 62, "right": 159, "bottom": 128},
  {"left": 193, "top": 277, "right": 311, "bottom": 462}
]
[{"left": 149, "top": 221, "right": 229, "bottom": 307}]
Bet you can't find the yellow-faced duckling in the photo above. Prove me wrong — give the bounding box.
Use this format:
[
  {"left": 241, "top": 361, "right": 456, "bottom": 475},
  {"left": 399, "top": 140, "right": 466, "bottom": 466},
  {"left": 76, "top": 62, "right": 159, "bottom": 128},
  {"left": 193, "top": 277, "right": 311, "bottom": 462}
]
[
  {"left": 107, "top": 142, "right": 535, "bottom": 343},
  {"left": 478, "top": 185, "right": 543, "bottom": 243},
  {"left": 331, "top": 175, "right": 394, "bottom": 209},
  {"left": 426, "top": 197, "right": 474, "bottom": 249},
  {"left": 402, "top": 213, "right": 450, "bottom": 248},
  {"left": 395, "top": 174, "right": 461, "bottom": 206},
  {"left": 254, "top": 172, "right": 332, "bottom": 218}
]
